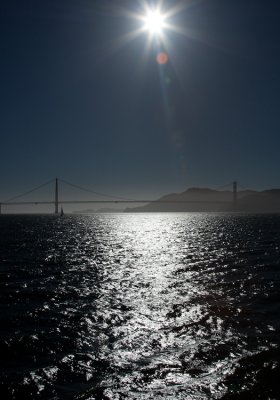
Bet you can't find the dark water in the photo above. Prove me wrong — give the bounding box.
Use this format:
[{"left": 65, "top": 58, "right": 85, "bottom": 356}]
[{"left": 0, "top": 214, "right": 279, "bottom": 399}]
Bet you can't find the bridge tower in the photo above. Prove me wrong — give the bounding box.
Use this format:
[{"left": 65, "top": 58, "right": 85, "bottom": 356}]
[
  {"left": 55, "top": 178, "right": 59, "bottom": 215},
  {"left": 233, "top": 181, "right": 237, "bottom": 208}
]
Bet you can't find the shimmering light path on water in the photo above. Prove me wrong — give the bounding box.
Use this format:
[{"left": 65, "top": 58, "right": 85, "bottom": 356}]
[{"left": 0, "top": 214, "right": 279, "bottom": 399}]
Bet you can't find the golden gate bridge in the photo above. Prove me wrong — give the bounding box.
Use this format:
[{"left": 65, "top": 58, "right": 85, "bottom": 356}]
[{"left": 0, "top": 178, "right": 238, "bottom": 214}]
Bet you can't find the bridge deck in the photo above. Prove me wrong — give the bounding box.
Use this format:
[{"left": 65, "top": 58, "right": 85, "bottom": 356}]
[{"left": 1, "top": 200, "right": 233, "bottom": 205}]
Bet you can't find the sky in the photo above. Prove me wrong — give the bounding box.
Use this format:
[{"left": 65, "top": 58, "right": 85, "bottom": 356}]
[{"left": 1, "top": 0, "right": 280, "bottom": 210}]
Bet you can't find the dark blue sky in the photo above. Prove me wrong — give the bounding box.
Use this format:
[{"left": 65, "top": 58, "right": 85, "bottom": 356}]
[{"left": 1, "top": 0, "right": 280, "bottom": 203}]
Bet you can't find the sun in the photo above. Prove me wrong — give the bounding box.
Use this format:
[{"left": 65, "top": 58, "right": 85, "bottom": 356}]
[
  {"left": 111, "top": 1, "right": 190, "bottom": 54},
  {"left": 143, "top": 9, "right": 166, "bottom": 36}
]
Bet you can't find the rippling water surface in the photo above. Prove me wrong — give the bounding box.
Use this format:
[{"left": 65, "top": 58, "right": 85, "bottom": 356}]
[{"left": 0, "top": 213, "right": 279, "bottom": 399}]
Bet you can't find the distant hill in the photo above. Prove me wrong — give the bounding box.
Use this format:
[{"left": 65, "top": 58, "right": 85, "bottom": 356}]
[
  {"left": 236, "top": 189, "right": 280, "bottom": 213},
  {"left": 73, "top": 208, "right": 124, "bottom": 214},
  {"left": 124, "top": 188, "right": 280, "bottom": 213}
]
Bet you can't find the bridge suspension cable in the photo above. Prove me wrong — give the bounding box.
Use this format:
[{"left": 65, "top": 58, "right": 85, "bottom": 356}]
[
  {"left": 58, "top": 178, "right": 137, "bottom": 202},
  {"left": 214, "top": 182, "right": 236, "bottom": 191},
  {"left": 237, "top": 182, "right": 256, "bottom": 191},
  {"left": 4, "top": 178, "right": 56, "bottom": 203}
]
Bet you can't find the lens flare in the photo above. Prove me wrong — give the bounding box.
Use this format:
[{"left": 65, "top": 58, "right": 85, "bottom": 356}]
[{"left": 156, "top": 52, "right": 169, "bottom": 65}]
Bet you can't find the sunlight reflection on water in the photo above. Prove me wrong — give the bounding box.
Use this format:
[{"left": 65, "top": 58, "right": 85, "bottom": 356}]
[{"left": 0, "top": 213, "right": 279, "bottom": 399}]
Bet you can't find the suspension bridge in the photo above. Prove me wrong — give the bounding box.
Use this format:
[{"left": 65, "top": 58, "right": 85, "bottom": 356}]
[{"left": 0, "top": 178, "right": 239, "bottom": 214}]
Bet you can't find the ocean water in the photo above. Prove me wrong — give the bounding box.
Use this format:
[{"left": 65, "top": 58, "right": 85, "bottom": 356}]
[{"left": 0, "top": 213, "right": 279, "bottom": 399}]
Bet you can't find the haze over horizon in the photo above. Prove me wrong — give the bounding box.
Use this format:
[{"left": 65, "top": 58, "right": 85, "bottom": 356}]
[{"left": 1, "top": 0, "right": 280, "bottom": 211}]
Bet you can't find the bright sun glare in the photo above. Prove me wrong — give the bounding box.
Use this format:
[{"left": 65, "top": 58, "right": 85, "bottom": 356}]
[
  {"left": 143, "top": 10, "right": 166, "bottom": 35},
  {"left": 116, "top": 1, "right": 189, "bottom": 52}
]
